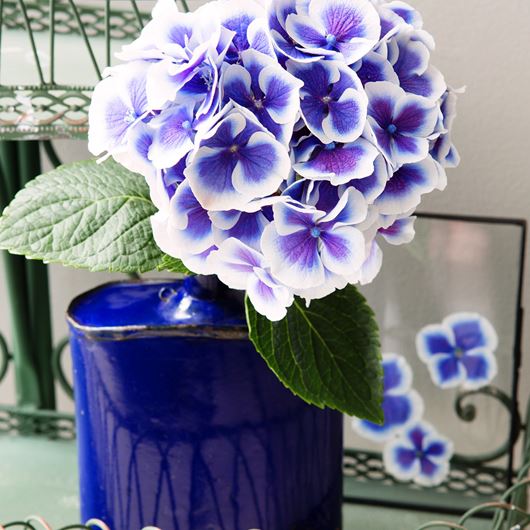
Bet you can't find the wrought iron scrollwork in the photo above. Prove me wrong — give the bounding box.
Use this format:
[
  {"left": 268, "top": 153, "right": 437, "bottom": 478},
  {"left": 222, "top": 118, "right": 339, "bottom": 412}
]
[
  {"left": 52, "top": 337, "right": 74, "bottom": 400},
  {"left": 452, "top": 385, "right": 522, "bottom": 465},
  {"left": 416, "top": 460, "right": 530, "bottom": 530},
  {"left": 0, "top": 331, "right": 11, "bottom": 384}
]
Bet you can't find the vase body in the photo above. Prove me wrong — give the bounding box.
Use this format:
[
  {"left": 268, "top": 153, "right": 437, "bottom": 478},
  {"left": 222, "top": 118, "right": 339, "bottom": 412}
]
[{"left": 67, "top": 279, "right": 343, "bottom": 530}]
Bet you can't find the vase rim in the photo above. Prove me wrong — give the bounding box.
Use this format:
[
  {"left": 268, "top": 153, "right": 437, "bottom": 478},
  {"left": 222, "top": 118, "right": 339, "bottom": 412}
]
[{"left": 67, "top": 279, "right": 249, "bottom": 341}]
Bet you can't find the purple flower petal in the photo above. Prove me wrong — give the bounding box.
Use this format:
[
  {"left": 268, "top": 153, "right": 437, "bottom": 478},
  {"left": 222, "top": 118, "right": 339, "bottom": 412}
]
[
  {"left": 261, "top": 223, "right": 326, "bottom": 289},
  {"left": 148, "top": 105, "right": 195, "bottom": 169},
  {"left": 379, "top": 216, "right": 416, "bottom": 245},
  {"left": 233, "top": 131, "right": 291, "bottom": 197},
  {"left": 460, "top": 350, "right": 498, "bottom": 390},
  {"left": 355, "top": 51, "right": 399, "bottom": 85},
  {"left": 273, "top": 201, "right": 322, "bottom": 236},
  {"left": 247, "top": 267, "right": 294, "bottom": 321},
  {"left": 322, "top": 88, "right": 367, "bottom": 143},
  {"left": 258, "top": 63, "right": 303, "bottom": 125},
  {"left": 429, "top": 354, "right": 466, "bottom": 388},
  {"left": 294, "top": 138, "right": 379, "bottom": 185},
  {"left": 319, "top": 226, "right": 365, "bottom": 275},
  {"left": 416, "top": 324, "right": 455, "bottom": 360},
  {"left": 383, "top": 353, "right": 412, "bottom": 394},
  {"left": 445, "top": 313, "right": 498, "bottom": 353},
  {"left": 209, "top": 237, "right": 264, "bottom": 289},
  {"left": 212, "top": 210, "right": 270, "bottom": 251},
  {"left": 88, "top": 62, "right": 149, "bottom": 156},
  {"left": 375, "top": 157, "right": 439, "bottom": 215},
  {"left": 394, "top": 96, "right": 438, "bottom": 137}
]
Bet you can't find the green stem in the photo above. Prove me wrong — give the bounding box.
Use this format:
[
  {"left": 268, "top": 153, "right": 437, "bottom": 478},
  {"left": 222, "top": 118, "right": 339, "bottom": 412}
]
[{"left": 17, "top": 141, "right": 55, "bottom": 409}]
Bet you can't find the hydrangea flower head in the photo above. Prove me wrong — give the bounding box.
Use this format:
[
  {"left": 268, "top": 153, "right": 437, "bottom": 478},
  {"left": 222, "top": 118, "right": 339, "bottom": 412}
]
[
  {"left": 384, "top": 421, "right": 453, "bottom": 487},
  {"left": 416, "top": 313, "right": 498, "bottom": 390},
  {"left": 89, "top": 0, "right": 460, "bottom": 321}
]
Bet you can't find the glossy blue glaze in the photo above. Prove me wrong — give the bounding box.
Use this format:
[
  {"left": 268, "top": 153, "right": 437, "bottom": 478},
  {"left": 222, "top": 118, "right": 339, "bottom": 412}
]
[{"left": 68, "top": 278, "right": 343, "bottom": 530}]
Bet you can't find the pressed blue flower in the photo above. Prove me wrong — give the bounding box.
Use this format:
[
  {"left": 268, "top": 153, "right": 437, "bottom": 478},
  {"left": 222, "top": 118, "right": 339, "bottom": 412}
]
[
  {"left": 261, "top": 188, "right": 368, "bottom": 290},
  {"left": 293, "top": 135, "right": 380, "bottom": 185},
  {"left": 222, "top": 49, "right": 303, "bottom": 144},
  {"left": 353, "top": 353, "right": 424, "bottom": 442},
  {"left": 283, "top": 0, "right": 381, "bottom": 65},
  {"left": 185, "top": 107, "right": 291, "bottom": 212},
  {"left": 365, "top": 81, "right": 438, "bottom": 167},
  {"left": 287, "top": 60, "right": 367, "bottom": 144},
  {"left": 373, "top": 156, "right": 440, "bottom": 215},
  {"left": 384, "top": 422, "right": 453, "bottom": 487},
  {"left": 416, "top": 313, "right": 498, "bottom": 390},
  {"left": 209, "top": 238, "right": 294, "bottom": 321},
  {"left": 88, "top": 62, "right": 149, "bottom": 157}
]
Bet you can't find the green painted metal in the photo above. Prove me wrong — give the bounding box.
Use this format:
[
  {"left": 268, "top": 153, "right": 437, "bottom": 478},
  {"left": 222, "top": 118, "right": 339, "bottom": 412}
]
[
  {"left": 17, "top": 141, "right": 55, "bottom": 409},
  {"left": 0, "top": 142, "right": 41, "bottom": 409}
]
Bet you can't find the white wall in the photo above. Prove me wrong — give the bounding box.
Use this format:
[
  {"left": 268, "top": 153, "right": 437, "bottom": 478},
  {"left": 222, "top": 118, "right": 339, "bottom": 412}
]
[{"left": 1, "top": 0, "right": 530, "bottom": 454}]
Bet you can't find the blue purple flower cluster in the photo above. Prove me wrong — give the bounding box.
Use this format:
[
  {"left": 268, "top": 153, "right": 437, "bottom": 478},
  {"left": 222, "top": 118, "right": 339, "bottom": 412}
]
[
  {"left": 353, "top": 353, "right": 453, "bottom": 486},
  {"left": 88, "top": 0, "right": 459, "bottom": 321}
]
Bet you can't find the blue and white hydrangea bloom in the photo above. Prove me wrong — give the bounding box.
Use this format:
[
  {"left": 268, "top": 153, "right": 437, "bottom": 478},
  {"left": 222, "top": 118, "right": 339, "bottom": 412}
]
[
  {"left": 89, "top": 0, "right": 459, "bottom": 322},
  {"left": 383, "top": 421, "right": 453, "bottom": 487},
  {"left": 416, "top": 313, "right": 499, "bottom": 390},
  {"left": 352, "top": 353, "right": 423, "bottom": 442}
]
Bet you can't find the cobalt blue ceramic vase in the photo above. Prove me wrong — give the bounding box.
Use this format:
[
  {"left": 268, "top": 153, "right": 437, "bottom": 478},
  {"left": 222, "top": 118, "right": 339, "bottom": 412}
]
[{"left": 67, "top": 277, "right": 343, "bottom": 530}]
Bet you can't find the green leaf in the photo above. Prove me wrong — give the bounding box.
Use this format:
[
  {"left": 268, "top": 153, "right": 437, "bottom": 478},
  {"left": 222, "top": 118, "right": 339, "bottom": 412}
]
[
  {"left": 0, "top": 158, "right": 187, "bottom": 275},
  {"left": 157, "top": 253, "right": 193, "bottom": 275},
  {"left": 245, "top": 285, "right": 383, "bottom": 422}
]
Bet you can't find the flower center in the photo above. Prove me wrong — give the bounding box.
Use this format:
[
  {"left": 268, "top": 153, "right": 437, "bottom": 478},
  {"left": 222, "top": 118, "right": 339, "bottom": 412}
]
[
  {"left": 455, "top": 347, "right": 464, "bottom": 358},
  {"left": 229, "top": 145, "right": 239, "bottom": 153},
  {"left": 253, "top": 97, "right": 264, "bottom": 110},
  {"left": 310, "top": 226, "right": 321, "bottom": 238},
  {"left": 326, "top": 34, "right": 337, "bottom": 47},
  {"left": 415, "top": 450, "right": 424, "bottom": 459},
  {"left": 321, "top": 95, "right": 332, "bottom": 104},
  {"left": 386, "top": 123, "right": 398, "bottom": 135},
  {"left": 124, "top": 109, "right": 137, "bottom": 124}
]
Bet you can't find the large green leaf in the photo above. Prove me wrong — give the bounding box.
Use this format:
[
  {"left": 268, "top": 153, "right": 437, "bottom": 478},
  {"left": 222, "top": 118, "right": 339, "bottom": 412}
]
[
  {"left": 0, "top": 158, "right": 186, "bottom": 274},
  {"left": 246, "top": 285, "right": 383, "bottom": 421}
]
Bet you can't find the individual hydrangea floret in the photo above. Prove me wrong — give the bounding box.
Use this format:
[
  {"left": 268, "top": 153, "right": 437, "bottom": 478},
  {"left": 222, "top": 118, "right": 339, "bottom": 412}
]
[
  {"left": 416, "top": 313, "right": 498, "bottom": 390},
  {"left": 185, "top": 107, "right": 291, "bottom": 211},
  {"left": 287, "top": 60, "right": 368, "bottom": 144},
  {"left": 88, "top": 0, "right": 460, "bottom": 322}
]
